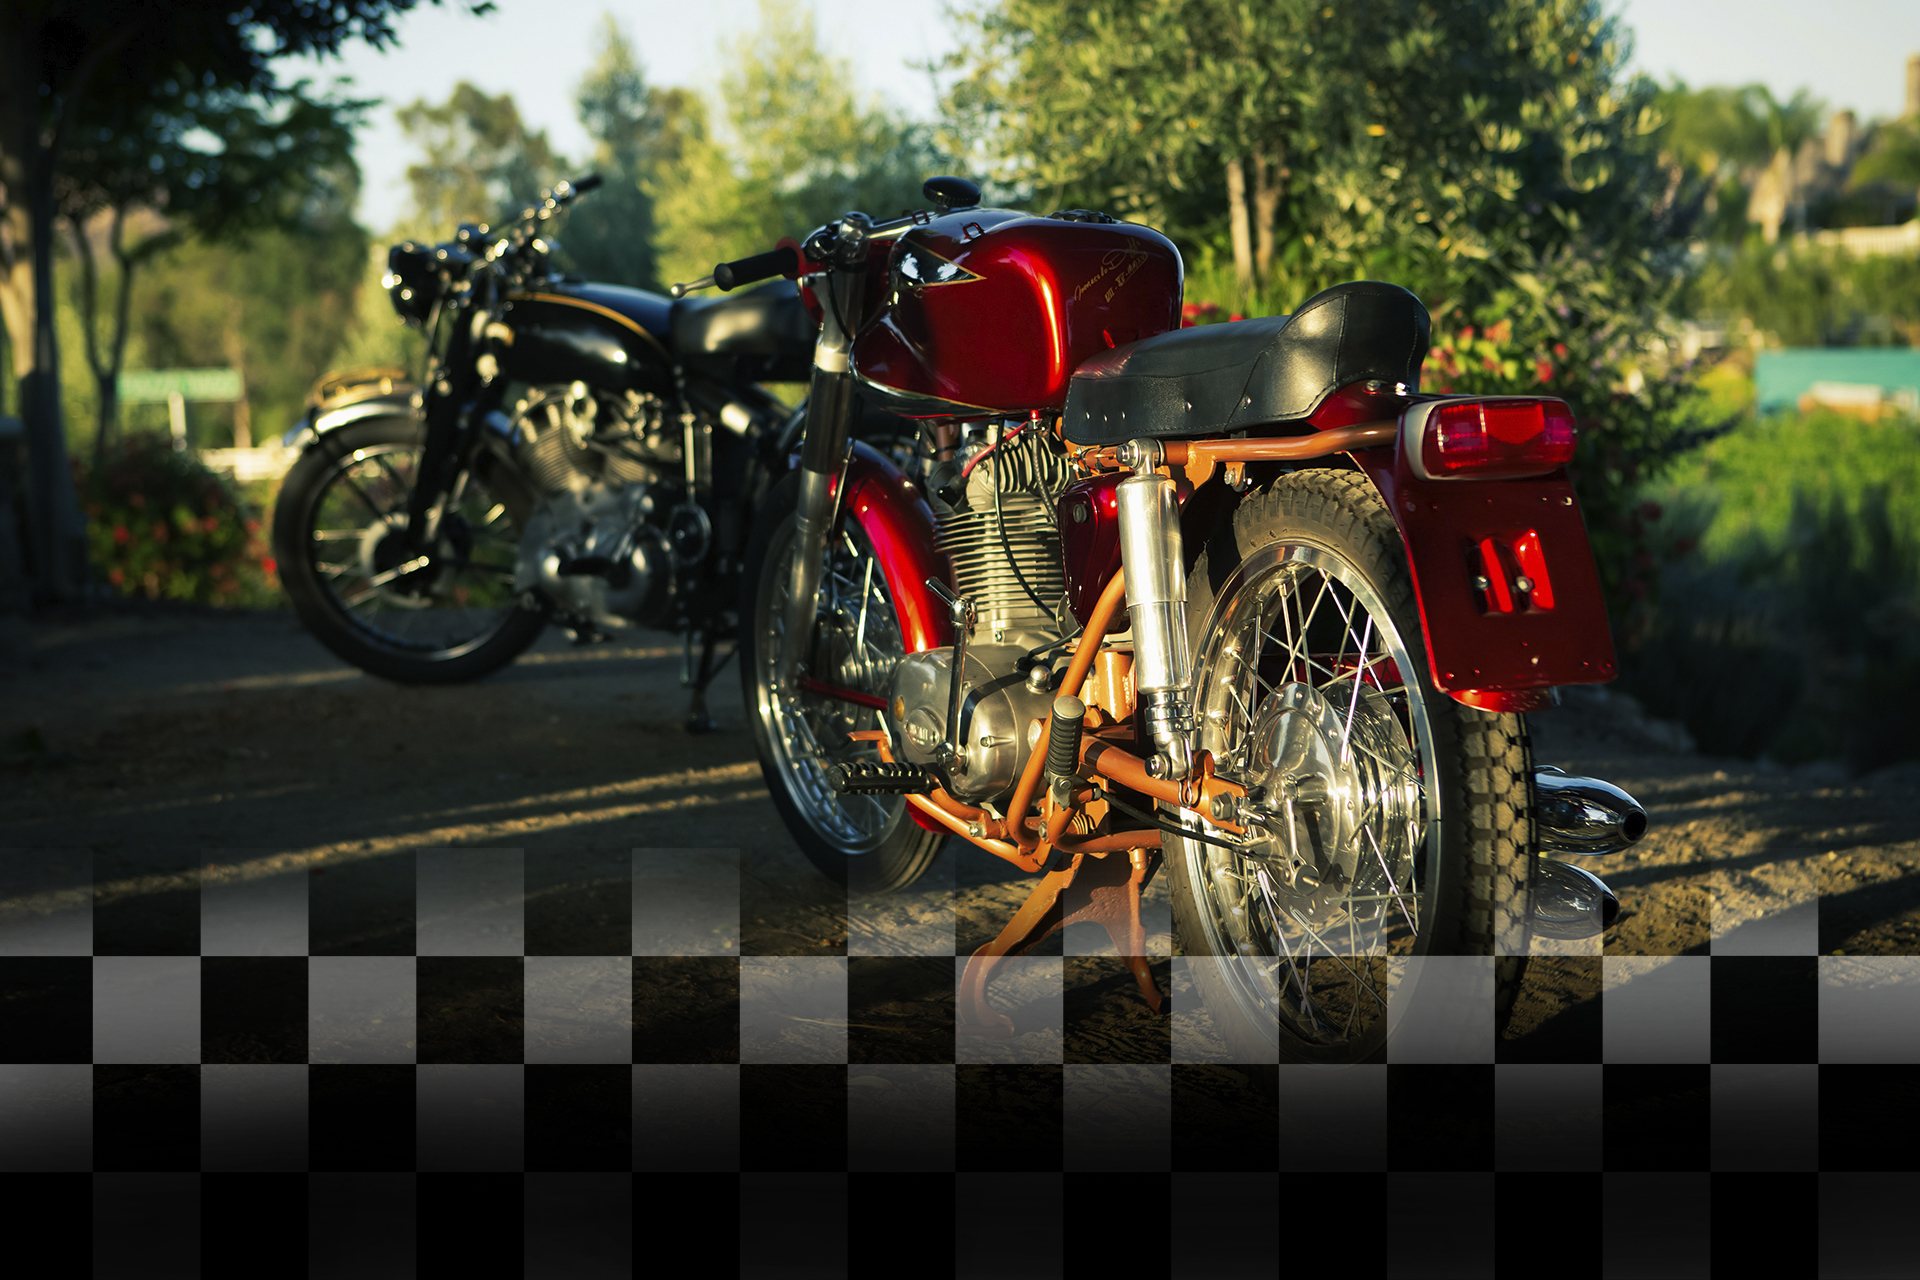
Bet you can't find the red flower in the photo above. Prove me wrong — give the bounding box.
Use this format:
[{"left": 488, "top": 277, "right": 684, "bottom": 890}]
[
  {"left": 1535, "top": 359, "right": 1553, "bottom": 384},
  {"left": 1486, "top": 319, "right": 1512, "bottom": 343},
  {"left": 1182, "top": 303, "right": 1200, "bottom": 317},
  {"left": 1553, "top": 343, "right": 1567, "bottom": 357},
  {"left": 113, "top": 525, "right": 130, "bottom": 545},
  {"left": 245, "top": 519, "right": 260, "bottom": 533},
  {"left": 108, "top": 567, "right": 124, "bottom": 585},
  {"left": 151, "top": 525, "right": 168, "bottom": 543},
  {"left": 1481, "top": 355, "right": 1500, "bottom": 371},
  {"left": 129, "top": 493, "right": 145, "bottom": 509},
  {"left": 261, "top": 557, "right": 277, "bottom": 576},
  {"left": 1458, "top": 326, "right": 1475, "bottom": 343},
  {"left": 203, "top": 517, "right": 218, "bottom": 532}
]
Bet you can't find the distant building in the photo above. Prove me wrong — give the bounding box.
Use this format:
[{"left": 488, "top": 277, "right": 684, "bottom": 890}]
[
  {"left": 1748, "top": 54, "right": 1920, "bottom": 246},
  {"left": 1754, "top": 349, "right": 1920, "bottom": 419}
]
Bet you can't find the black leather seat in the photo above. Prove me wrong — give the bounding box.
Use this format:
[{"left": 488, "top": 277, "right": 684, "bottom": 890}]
[
  {"left": 1062, "top": 281, "right": 1431, "bottom": 445},
  {"left": 669, "top": 279, "right": 818, "bottom": 380}
]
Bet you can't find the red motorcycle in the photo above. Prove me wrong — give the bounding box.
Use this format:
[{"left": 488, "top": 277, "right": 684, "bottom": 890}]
[{"left": 687, "top": 176, "right": 1647, "bottom": 1063}]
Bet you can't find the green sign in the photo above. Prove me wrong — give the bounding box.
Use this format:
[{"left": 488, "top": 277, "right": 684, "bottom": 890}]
[{"left": 118, "top": 368, "right": 244, "bottom": 403}]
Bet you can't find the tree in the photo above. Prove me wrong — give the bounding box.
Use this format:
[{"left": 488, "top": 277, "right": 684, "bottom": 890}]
[
  {"left": 943, "top": 0, "right": 1313, "bottom": 291},
  {"left": 57, "top": 80, "right": 367, "bottom": 462},
  {"left": 649, "top": 0, "right": 942, "bottom": 287},
  {"left": 0, "top": 0, "right": 485, "bottom": 604},
  {"left": 947, "top": 0, "right": 1714, "bottom": 617},
  {"left": 554, "top": 16, "right": 686, "bottom": 290},
  {"left": 396, "top": 82, "right": 564, "bottom": 240}
]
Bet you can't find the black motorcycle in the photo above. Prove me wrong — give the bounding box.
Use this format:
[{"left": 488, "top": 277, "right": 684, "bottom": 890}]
[{"left": 273, "top": 174, "right": 894, "bottom": 728}]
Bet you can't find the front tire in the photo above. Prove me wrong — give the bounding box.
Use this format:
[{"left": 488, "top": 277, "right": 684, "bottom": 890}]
[
  {"left": 1170, "top": 469, "right": 1535, "bottom": 1063},
  {"left": 739, "top": 470, "right": 946, "bottom": 894},
  {"left": 273, "top": 416, "right": 546, "bottom": 684}
]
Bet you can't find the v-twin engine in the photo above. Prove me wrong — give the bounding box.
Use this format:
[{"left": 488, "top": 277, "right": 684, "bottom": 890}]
[
  {"left": 885, "top": 426, "right": 1075, "bottom": 802},
  {"left": 499, "top": 383, "right": 689, "bottom": 634}
]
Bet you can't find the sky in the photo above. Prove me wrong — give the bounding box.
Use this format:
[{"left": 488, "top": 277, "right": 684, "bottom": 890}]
[{"left": 297, "top": 0, "right": 1920, "bottom": 236}]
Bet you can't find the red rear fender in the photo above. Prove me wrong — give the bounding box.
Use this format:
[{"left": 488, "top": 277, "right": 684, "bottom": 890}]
[{"left": 1352, "top": 445, "right": 1617, "bottom": 712}]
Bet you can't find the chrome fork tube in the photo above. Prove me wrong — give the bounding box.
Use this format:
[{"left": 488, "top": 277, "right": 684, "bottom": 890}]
[
  {"left": 777, "top": 266, "right": 862, "bottom": 687},
  {"left": 1115, "top": 438, "right": 1194, "bottom": 777}
]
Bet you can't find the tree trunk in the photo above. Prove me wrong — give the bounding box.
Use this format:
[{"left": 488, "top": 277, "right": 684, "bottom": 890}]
[
  {"left": 1225, "top": 156, "right": 1253, "bottom": 290},
  {"left": 1251, "top": 148, "right": 1284, "bottom": 288},
  {"left": 21, "top": 98, "right": 87, "bottom": 603}
]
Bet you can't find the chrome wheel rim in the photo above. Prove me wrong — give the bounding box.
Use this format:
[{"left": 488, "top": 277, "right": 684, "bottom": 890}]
[
  {"left": 305, "top": 443, "right": 524, "bottom": 656},
  {"left": 1180, "top": 541, "right": 1436, "bottom": 1052},
  {"left": 754, "top": 517, "right": 908, "bottom": 853}
]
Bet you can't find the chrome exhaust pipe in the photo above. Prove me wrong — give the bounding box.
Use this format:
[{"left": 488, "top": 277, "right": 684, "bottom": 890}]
[
  {"left": 1532, "top": 858, "right": 1620, "bottom": 939},
  {"left": 1534, "top": 766, "right": 1648, "bottom": 855}
]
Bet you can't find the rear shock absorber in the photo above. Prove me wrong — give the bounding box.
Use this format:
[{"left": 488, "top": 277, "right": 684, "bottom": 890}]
[{"left": 1115, "top": 438, "right": 1194, "bottom": 778}]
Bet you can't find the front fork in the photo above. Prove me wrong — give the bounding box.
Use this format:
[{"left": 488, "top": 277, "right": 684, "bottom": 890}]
[{"left": 777, "top": 261, "right": 868, "bottom": 686}]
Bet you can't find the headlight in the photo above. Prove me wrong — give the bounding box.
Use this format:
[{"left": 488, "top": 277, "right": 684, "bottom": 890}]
[{"left": 385, "top": 243, "right": 440, "bottom": 326}]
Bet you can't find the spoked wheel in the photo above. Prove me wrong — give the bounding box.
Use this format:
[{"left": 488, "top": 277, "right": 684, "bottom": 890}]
[
  {"left": 273, "top": 416, "right": 545, "bottom": 684},
  {"left": 1171, "top": 470, "right": 1535, "bottom": 1063},
  {"left": 740, "top": 471, "right": 945, "bottom": 894}
]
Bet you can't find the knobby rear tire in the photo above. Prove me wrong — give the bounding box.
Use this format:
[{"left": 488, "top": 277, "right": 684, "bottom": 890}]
[{"left": 1169, "top": 468, "right": 1535, "bottom": 1064}]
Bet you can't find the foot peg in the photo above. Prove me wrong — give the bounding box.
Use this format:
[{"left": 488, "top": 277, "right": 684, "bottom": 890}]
[
  {"left": 1532, "top": 858, "right": 1620, "bottom": 939},
  {"left": 826, "top": 760, "right": 936, "bottom": 794},
  {"left": 1535, "top": 766, "right": 1647, "bottom": 854}
]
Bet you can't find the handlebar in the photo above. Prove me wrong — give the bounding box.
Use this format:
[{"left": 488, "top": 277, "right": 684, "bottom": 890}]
[{"left": 714, "top": 245, "right": 799, "bottom": 292}]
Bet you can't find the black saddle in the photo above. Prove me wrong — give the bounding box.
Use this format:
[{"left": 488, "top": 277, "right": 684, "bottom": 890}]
[
  {"left": 669, "top": 279, "right": 818, "bottom": 381},
  {"left": 1062, "top": 281, "right": 1431, "bottom": 445}
]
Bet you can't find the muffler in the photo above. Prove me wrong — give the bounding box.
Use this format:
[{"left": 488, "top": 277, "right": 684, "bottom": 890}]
[
  {"left": 1534, "top": 766, "right": 1647, "bottom": 855},
  {"left": 1532, "top": 858, "right": 1620, "bottom": 939}
]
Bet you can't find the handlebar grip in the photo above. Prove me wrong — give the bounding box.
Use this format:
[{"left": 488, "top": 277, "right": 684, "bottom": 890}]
[
  {"left": 714, "top": 245, "right": 799, "bottom": 291},
  {"left": 572, "top": 174, "right": 603, "bottom": 194}
]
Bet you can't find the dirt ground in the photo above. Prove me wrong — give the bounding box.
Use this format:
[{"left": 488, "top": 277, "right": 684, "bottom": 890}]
[{"left": 5, "top": 604, "right": 1919, "bottom": 1060}]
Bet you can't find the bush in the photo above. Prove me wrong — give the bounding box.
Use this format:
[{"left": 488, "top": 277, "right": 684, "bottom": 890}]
[
  {"left": 74, "top": 432, "right": 280, "bottom": 607},
  {"left": 1622, "top": 469, "right": 1920, "bottom": 774}
]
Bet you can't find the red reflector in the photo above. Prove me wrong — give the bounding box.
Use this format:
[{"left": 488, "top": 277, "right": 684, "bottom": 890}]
[{"left": 1422, "top": 399, "right": 1577, "bottom": 478}]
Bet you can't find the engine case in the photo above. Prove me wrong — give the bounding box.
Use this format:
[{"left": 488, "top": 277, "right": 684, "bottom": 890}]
[{"left": 887, "top": 643, "right": 1055, "bottom": 802}]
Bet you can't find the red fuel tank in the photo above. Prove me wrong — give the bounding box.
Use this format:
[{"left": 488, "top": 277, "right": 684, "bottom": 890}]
[{"left": 853, "top": 210, "right": 1183, "bottom": 419}]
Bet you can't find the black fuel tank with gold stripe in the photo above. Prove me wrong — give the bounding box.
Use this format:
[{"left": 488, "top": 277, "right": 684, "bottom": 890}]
[{"left": 500, "top": 283, "right": 678, "bottom": 394}]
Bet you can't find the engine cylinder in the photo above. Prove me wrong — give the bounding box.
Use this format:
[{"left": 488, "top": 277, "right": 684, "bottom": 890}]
[{"left": 935, "top": 429, "right": 1070, "bottom": 645}]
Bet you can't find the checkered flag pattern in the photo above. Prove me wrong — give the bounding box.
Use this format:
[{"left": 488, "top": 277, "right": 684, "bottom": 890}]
[{"left": 2, "top": 845, "right": 1914, "bottom": 1278}]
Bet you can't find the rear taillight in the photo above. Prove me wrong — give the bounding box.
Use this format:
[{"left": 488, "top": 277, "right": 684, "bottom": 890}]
[{"left": 1413, "top": 398, "right": 1576, "bottom": 479}]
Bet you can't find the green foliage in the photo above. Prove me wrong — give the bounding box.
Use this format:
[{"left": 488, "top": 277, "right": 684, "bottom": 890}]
[
  {"left": 396, "top": 82, "right": 564, "bottom": 239},
  {"left": 1687, "top": 241, "right": 1920, "bottom": 347},
  {"left": 128, "top": 215, "right": 368, "bottom": 447},
  {"left": 554, "top": 17, "right": 682, "bottom": 290},
  {"left": 1623, "top": 445, "right": 1920, "bottom": 772},
  {"left": 649, "top": 0, "right": 944, "bottom": 286},
  {"left": 1651, "top": 408, "right": 1920, "bottom": 565},
  {"left": 74, "top": 431, "right": 279, "bottom": 606}
]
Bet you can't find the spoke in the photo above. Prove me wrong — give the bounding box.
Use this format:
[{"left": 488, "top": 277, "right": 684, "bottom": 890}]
[
  {"left": 853, "top": 556, "right": 874, "bottom": 657},
  {"left": 1366, "top": 824, "right": 1419, "bottom": 936},
  {"left": 370, "top": 454, "right": 413, "bottom": 493},
  {"left": 339, "top": 475, "right": 395, "bottom": 521},
  {"left": 310, "top": 529, "right": 363, "bottom": 541},
  {"left": 366, "top": 556, "right": 430, "bottom": 588},
  {"left": 1338, "top": 615, "right": 1375, "bottom": 764},
  {"left": 1277, "top": 571, "right": 1332, "bottom": 688}
]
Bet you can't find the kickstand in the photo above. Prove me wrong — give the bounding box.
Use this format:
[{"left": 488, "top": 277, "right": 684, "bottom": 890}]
[
  {"left": 958, "top": 846, "right": 1166, "bottom": 1038},
  {"left": 682, "top": 625, "right": 734, "bottom": 734}
]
